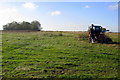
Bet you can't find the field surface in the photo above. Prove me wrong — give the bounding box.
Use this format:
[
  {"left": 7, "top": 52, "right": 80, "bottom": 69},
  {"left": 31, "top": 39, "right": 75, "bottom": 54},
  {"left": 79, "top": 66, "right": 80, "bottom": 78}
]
[{"left": 2, "top": 31, "right": 120, "bottom": 79}]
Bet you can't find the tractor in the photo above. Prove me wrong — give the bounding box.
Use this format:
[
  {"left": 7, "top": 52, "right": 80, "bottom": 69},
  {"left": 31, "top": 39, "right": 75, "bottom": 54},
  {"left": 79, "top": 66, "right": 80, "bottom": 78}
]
[{"left": 88, "top": 24, "right": 112, "bottom": 43}]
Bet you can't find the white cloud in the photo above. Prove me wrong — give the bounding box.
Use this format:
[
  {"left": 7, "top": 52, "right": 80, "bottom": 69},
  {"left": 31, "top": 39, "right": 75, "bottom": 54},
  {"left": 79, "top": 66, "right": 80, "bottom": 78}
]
[
  {"left": 22, "top": 2, "right": 38, "bottom": 9},
  {"left": 0, "top": 7, "right": 33, "bottom": 30},
  {"left": 84, "top": 5, "right": 91, "bottom": 8},
  {"left": 51, "top": 11, "right": 61, "bottom": 16},
  {"left": 109, "top": 4, "right": 119, "bottom": 10}
]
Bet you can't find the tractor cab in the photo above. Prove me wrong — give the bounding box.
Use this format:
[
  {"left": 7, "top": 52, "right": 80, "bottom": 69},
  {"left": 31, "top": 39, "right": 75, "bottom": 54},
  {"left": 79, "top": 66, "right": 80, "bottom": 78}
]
[
  {"left": 92, "top": 26, "right": 102, "bottom": 32},
  {"left": 88, "top": 24, "right": 102, "bottom": 33}
]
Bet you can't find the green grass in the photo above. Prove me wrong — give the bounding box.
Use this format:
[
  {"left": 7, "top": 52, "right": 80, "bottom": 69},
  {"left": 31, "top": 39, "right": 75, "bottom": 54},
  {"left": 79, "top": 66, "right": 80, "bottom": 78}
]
[{"left": 2, "top": 31, "right": 120, "bottom": 79}]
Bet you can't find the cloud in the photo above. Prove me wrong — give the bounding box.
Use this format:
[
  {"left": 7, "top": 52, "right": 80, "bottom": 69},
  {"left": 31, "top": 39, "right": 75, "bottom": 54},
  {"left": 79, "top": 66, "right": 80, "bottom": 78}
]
[
  {"left": 22, "top": 2, "right": 38, "bottom": 9},
  {"left": 84, "top": 5, "right": 91, "bottom": 8},
  {"left": 109, "top": 4, "right": 119, "bottom": 10},
  {"left": 0, "top": 7, "right": 33, "bottom": 30},
  {"left": 51, "top": 11, "right": 61, "bottom": 16}
]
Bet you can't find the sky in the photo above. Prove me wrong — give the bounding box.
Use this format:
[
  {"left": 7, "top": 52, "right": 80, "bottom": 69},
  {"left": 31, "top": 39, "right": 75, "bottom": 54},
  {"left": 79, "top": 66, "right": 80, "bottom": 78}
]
[
  {"left": 0, "top": 0, "right": 119, "bottom": 2},
  {"left": 0, "top": 1, "right": 119, "bottom": 32}
]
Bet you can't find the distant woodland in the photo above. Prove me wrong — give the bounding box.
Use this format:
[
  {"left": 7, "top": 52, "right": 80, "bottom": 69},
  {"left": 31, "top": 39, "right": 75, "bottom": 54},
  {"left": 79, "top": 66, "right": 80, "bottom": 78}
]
[{"left": 3, "top": 21, "right": 42, "bottom": 31}]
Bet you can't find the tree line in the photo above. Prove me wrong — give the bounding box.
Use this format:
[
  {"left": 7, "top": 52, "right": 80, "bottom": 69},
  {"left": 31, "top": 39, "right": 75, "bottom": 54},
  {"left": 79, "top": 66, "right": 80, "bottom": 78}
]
[{"left": 3, "top": 21, "right": 42, "bottom": 31}]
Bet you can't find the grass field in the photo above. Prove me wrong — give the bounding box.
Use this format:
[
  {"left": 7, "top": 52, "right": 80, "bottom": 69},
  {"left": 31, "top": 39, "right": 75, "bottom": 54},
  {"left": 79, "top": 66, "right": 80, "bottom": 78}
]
[{"left": 2, "top": 31, "right": 120, "bottom": 79}]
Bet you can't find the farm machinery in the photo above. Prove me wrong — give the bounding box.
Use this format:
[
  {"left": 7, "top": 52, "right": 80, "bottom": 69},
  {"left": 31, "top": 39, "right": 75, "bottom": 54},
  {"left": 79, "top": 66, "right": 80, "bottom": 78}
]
[{"left": 88, "top": 24, "right": 112, "bottom": 43}]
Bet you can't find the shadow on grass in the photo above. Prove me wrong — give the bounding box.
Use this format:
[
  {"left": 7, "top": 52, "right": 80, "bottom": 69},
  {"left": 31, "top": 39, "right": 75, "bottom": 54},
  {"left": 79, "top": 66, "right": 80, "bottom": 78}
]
[{"left": 104, "top": 42, "right": 120, "bottom": 44}]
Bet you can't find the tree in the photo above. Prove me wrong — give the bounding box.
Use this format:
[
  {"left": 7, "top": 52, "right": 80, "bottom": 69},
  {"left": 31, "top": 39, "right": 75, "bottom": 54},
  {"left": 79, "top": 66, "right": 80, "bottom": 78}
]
[
  {"left": 3, "top": 25, "right": 8, "bottom": 30},
  {"left": 3, "top": 21, "right": 42, "bottom": 31},
  {"left": 3, "top": 21, "right": 19, "bottom": 30},
  {"left": 31, "top": 20, "right": 42, "bottom": 31},
  {"left": 21, "top": 21, "right": 31, "bottom": 30}
]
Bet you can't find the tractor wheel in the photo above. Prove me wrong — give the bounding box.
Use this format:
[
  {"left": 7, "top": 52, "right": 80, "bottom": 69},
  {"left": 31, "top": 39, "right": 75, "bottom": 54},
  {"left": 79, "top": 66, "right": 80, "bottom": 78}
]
[{"left": 89, "top": 37, "right": 94, "bottom": 43}]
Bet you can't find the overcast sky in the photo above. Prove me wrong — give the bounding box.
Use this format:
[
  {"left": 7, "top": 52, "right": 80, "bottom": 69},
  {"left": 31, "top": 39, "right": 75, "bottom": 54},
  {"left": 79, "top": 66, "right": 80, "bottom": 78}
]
[{"left": 0, "top": 1, "right": 119, "bottom": 32}]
